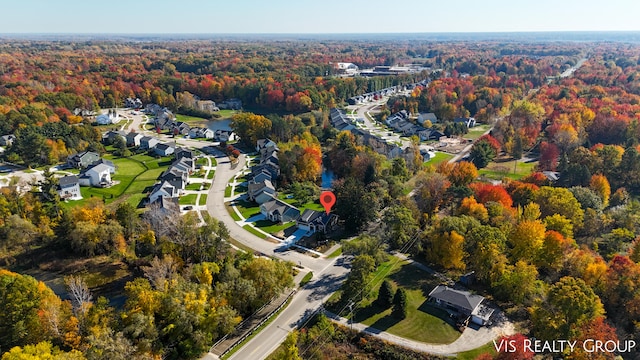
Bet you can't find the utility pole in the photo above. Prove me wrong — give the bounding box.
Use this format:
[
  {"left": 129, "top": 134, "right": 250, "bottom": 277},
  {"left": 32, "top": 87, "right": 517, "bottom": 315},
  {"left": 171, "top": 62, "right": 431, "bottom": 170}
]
[{"left": 348, "top": 301, "right": 354, "bottom": 331}]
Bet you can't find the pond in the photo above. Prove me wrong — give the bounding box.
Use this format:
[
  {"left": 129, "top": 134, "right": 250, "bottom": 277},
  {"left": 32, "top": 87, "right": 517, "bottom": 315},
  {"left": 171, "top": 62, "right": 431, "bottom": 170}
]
[
  {"left": 321, "top": 168, "right": 334, "bottom": 189},
  {"left": 206, "top": 118, "right": 232, "bottom": 131}
]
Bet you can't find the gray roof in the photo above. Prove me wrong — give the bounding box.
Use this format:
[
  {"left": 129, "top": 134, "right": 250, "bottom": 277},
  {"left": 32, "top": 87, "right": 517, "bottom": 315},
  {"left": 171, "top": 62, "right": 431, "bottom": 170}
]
[
  {"left": 428, "top": 285, "right": 484, "bottom": 312},
  {"left": 58, "top": 175, "right": 79, "bottom": 187}
]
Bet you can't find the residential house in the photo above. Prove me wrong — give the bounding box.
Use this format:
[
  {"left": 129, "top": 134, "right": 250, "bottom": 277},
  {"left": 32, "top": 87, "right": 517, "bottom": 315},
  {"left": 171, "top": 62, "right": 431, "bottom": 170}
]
[
  {"left": 126, "top": 131, "right": 144, "bottom": 147},
  {"left": 102, "top": 130, "right": 126, "bottom": 145},
  {"left": 95, "top": 110, "right": 120, "bottom": 125},
  {"left": 249, "top": 164, "right": 279, "bottom": 183},
  {"left": 260, "top": 198, "right": 300, "bottom": 223},
  {"left": 172, "top": 122, "right": 191, "bottom": 136},
  {"left": 418, "top": 128, "right": 445, "bottom": 141},
  {"left": 428, "top": 285, "right": 494, "bottom": 326},
  {"left": 0, "top": 134, "right": 16, "bottom": 147},
  {"left": 149, "top": 181, "right": 179, "bottom": 204},
  {"left": 256, "top": 138, "right": 278, "bottom": 153},
  {"left": 189, "top": 127, "right": 214, "bottom": 139},
  {"left": 154, "top": 143, "right": 175, "bottom": 157},
  {"left": 214, "top": 129, "right": 234, "bottom": 142},
  {"left": 89, "top": 159, "right": 116, "bottom": 174},
  {"left": 296, "top": 209, "right": 338, "bottom": 234},
  {"left": 453, "top": 117, "right": 477, "bottom": 128},
  {"left": 140, "top": 136, "right": 160, "bottom": 150},
  {"left": 78, "top": 163, "right": 112, "bottom": 187},
  {"left": 73, "top": 108, "right": 96, "bottom": 118},
  {"left": 67, "top": 151, "right": 100, "bottom": 169},
  {"left": 248, "top": 179, "right": 277, "bottom": 204},
  {"left": 248, "top": 169, "right": 273, "bottom": 186},
  {"left": 57, "top": 175, "right": 81, "bottom": 200},
  {"left": 125, "top": 97, "right": 143, "bottom": 109},
  {"left": 417, "top": 112, "right": 439, "bottom": 126},
  {"left": 148, "top": 196, "right": 179, "bottom": 215},
  {"left": 175, "top": 147, "right": 194, "bottom": 161},
  {"left": 196, "top": 100, "right": 218, "bottom": 113}
]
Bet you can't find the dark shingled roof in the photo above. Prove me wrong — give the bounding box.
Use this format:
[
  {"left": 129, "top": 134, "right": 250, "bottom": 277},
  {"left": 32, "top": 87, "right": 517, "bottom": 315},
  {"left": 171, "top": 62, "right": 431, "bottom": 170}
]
[
  {"left": 428, "top": 285, "right": 484, "bottom": 313},
  {"left": 58, "top": 175, "right": 79, "bottom": 187}
]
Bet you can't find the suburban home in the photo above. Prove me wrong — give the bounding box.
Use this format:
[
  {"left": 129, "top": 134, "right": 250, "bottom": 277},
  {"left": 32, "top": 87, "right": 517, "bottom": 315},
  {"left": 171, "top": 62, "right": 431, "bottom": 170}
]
[
  {"left": 214, "top": 129, "right": 234, "bottom": 142},
  {"left": 248, "top": 179, "right": 277, "bottom": 204},
  {"left": 175, "top": 147, "right": 194, "bottom": 161},
  {"left": 249, "top": 164, "right": 279, "bottom": 183},
  {"left": 428, "top": 285, "right": 494, "bottom": 326},
  {"left": 453, "top": 117, "right": 477, "bottom": 128},
  {"left": 188, "top": 127, "right": 214, "bottom": 139},
  {"left": 154, "top": 143, "right": 176, "bottom": 157},
  {"left": 196, "top": 99, "right": 218, "bottom": 113},
  {"left": 126, "top": 131, "right": 144, "bottom": 147},
  {"left": 418, "top": 128, "right": 445, "bottom": 141},
  {"left": 296, "top": 209, "right": 339, "bottom": 235},
  {"left": 148, "top": 181, "right": 179, "bottom": 204},
  {"left": 140, "top": 136, "right": 160, "bottom": 150},
  {"left": 102, "top": 130, "right": 127, "bottom": 145},
  {"left": 125, "top": 97, "right": 143, "bottom": 109},
  {"left": 78, "top": 163, "right": 112, "bottom": 187},
  {"left": 89, "top": 159, "right": 116, "bottom": 174},
  {"left": 219, "top": 98, "right": 242, "bottom": 110},
  {"left": 417, "top": 112, "right": 439, "bottom": 126},
  {"left": 0, "top": 134, "right": 16, "bottom": 147},
  {"left": 148, "top": 196, "right": 180, "bottom": 215},
  {"left": 57, "top": 175, "right": 81, "bottom": 200},
  {"left": 256, "top": 138, "right": 278, "bottom": 153},
  {"left": 67, "top": 151, "right": 100, "bottom": 169},
  {"left": 172, "top": 122, "right": 191, "bottom": 136},
  {"left": 95, "top": 110, "right": 120, "bottom": 125},
  {"left": 260, "top": 198, "right": 300, "bottom": 223},
  {"left": 249, "top": 169, "right": 273, "bottom": 186},
  {"left": 73, "top": 108, "right": 97, "bottom": 118}
]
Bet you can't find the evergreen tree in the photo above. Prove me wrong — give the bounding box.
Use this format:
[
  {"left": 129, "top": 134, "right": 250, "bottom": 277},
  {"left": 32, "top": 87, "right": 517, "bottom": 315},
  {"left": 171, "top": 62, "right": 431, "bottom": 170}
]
[
  {"left": 376, "top": 280, "right": 394, "bottom": 308},
  {"left": 392, "top": 288, "right": 408, "bottom": 319}
]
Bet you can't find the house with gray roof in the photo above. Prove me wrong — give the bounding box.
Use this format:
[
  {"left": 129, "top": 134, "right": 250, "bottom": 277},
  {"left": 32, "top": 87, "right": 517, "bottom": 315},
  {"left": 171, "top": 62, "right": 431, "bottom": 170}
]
[
  {"left": 428, "top": 285, "right": 494, "bottom": 326},
  {"left": 67, "top": 151, "right": 100, "bottom": 169},
  {"left": 57, "top": 175, "right": 81, "bottom": 200},
  {"left": 296, "top": 209, "right": 338, "bottom": 235},
  {"left": 260, "top": 197, "right": 300, "bottom": 223},
  {"left": 0, "top": 134, "right": 16, "bottom": 147}
]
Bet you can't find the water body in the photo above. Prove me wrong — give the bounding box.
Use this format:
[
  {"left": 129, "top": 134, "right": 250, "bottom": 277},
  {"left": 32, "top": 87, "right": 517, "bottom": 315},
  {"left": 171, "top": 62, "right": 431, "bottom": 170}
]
[
  {"left": 321, "top": 168, "right": 335, "bottom": 189},
  {"left": 206, "top": 118, "right": 232, "bottom": 131}
]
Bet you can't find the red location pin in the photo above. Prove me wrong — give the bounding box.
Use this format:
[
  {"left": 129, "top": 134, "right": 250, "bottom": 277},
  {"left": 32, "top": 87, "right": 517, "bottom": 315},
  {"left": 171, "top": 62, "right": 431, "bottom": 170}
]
[{"left": 320, "top": 191, "right": 336, "bottom": 214}]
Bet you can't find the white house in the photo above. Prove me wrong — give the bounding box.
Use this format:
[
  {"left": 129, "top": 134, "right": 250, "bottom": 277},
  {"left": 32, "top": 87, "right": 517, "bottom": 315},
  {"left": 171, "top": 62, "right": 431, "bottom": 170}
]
[
  {"left": 126, "top": 132, "right": 144, "bottom": 147},
  {"left": 149, "top": 181, "right": 179, "bottom": 204},
  {"left": 79, "top": 163, "right": 112, "bottom": 187},
  {"left": 57, "top": 175, "right": 82, "bottom": 200},
  {"left": 95, "top": 110, "right": 121, "bottom": 125}
]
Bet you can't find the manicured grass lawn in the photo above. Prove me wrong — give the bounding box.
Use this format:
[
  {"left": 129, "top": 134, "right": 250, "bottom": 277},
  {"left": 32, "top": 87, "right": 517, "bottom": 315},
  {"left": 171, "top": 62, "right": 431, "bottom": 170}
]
[
  {"left": 235, "top": 199, "right": 261, "bottom": 219},
  {"left": 226, "top": 202, "right": 242, "bottom": 221},
  {"left": 199, "top": 194, "right": 208, "bottom": 205},
  {"left": 185, "top": 183, "right": 202, "bottom": 191},
  {"left": 196, "top": 157, "right": 208, "bottom": 167},
  {"left": 464, "top": 124, "right": 491, "bottom": 140},
  {"left": 254, "top": 220, "right": 295, "bottom": 234},
  {"left": 225, "top": 186, "right": 232, "bottom": 197},
  {"left": 478, "top": 159, "right": 537, "bottom": 181},
  {"left": 427, "top": 151, "right": 454, "bottom": 166},
  {"left": 206, "top": 170, "right": 215, "bottom": 179},
  {"left": 243, "top": 224, "right": 267, "bottom": 239},
  {"left": 328, "top": 247, "right": 342, "bottom": 258},
  {"left": 179, "top": 193, "right": 198, "bottom": 205},
  {"left": 216, "top": 109, "right": 237, "bottom": 118},
  {"left": 455, "top": 342, "right": 496, "bottom": 360},
  {"left": 352, "top": 260, "right": 461, "bottom": 345},
  {"left": 175, "top": 113, "right": 209, "bottom": 123}
]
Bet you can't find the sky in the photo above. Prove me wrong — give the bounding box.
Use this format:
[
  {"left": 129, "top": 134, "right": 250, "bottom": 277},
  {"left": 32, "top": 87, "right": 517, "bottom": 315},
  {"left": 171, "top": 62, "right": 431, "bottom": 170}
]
[{"left": 2, "top": 0, "right": 640, "bottom": 34}]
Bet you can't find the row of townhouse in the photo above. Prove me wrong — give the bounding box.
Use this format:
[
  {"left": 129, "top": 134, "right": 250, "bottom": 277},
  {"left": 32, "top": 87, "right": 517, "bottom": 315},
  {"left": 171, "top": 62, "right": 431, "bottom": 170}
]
[
  {"left": 347, "top": 79, "right": 429, "bottom": 105},
  {"left": 148, "top": 148, "right": 196, "bottom": 206}
]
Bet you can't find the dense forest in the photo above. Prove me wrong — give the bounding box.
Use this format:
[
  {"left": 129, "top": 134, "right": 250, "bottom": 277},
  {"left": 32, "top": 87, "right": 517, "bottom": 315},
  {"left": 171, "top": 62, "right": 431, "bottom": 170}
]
[{"left": 3, "top": 37, "right": 640, "bottom": 359}]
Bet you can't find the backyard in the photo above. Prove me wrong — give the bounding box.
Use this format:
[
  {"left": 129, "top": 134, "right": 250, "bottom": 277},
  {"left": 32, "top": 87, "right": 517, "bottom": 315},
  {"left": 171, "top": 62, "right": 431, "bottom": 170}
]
[
  {"left": 350, "top": 259, "right": 461, "bottom": 345},
  {"left": 478, "top": 158, "right": 537, "bottom": 181}
]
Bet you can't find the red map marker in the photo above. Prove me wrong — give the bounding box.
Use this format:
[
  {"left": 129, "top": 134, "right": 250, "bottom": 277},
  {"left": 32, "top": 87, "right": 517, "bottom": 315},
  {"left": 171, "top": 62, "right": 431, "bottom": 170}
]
[{"left": 320, "top": 191, "right": 336, "bottom": 214}]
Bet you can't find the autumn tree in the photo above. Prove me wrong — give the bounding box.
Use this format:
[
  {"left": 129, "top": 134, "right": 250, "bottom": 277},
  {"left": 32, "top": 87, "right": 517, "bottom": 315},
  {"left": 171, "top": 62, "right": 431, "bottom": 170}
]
[
  {"left": 414, "top": 172, "right": 451, "bottom": 216},
  {"left": 535, "top": 186, "right": 584, "bottom": 229},
  {"left": 426, "top": 230, "right": 466, "bottom": 270},
  {"left": 382, "top": 204, "right": 419, "bottom": 250},
  {"left": 448, "top": 161, "right": 478, "bottom": 187},
  {"left": 494, "top": 260, "right": 539, "bottom": 304},
  {"left": 508, "top": 220, "right": 546, "bottom": 262},
  {"left": 530, "top": 276, "right": 604, "bottom": 340},
  {"left": 589, "top": 174, "right": 611, "bottom": 208},
  {"left": 230, "top": 112, "right": 272, "bottom": 146}
]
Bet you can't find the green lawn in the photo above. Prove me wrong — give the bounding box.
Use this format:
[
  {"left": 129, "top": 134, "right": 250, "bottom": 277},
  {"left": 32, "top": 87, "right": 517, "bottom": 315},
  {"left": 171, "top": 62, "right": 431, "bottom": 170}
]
[
  {"left": 478, "top": 159, "right": 537, "bottom": 181},
  {"left": 175, "top": 113, "right": 209, "bottom": 123},
  {"left": 243, "top": 224, "right": 267, "bottom": 239},
  {"left": 427, "top": 151, "right": 454, "bottom": 166},
  {"left": 196, "top": 157, "right": 209, "bottom": 167},
  {"left": 352, "top": 260, "right": 461, "bottom": 345},
  {"left": 226, "top": 203, "right": 242, "bottom": 221},
  {"left": 235, "top": 199, "right": 261, "bottom": 219},
  {"left": 199, "top": 194, "right": 208, "bottom": 205},
  {"left": 254, "top": 220, "right": 295, "bottom": 234},
  {"left": 185, "top": 183, "right": 202, "bottom": 191},
  {"left": 216, "top": 109, "right": 237, "bottom": 118},
  {"left": 454, "top": 342, "right": 496, "bottom": 359},
  {"left": 206, "top": 170, "right": 216, "bottom": 179},
  {"left": 179, "top": 193, "right": 198, "bottom": 205},
  {"left": 328, "top": 247, "right": 342, "bottom": 258},
  {"left": 224, "top": 186, "right": 232, "bottom": 197},
  {"left": 464, "top": 124, "right": 492, "bottom": 140}
]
